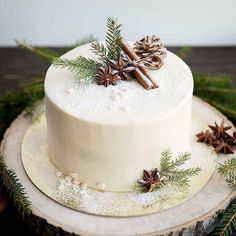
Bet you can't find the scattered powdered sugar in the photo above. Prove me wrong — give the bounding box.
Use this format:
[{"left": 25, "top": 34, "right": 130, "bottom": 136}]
[
  {"left": 96, "top": 182, "right": 106, "bottom": 191},
  {"left": 53, "top": 171, "right": 190, "bottom": 215},
  {"left": 56, "top": 171, "right": 63, "bottom": 178},
  {"left": 66, "top": 88, "right": 74, "bottom": 95}
]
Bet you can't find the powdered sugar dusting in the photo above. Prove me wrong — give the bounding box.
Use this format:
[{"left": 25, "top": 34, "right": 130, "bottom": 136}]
[{"left": 53, "top": 171, "right": 190, "bottom": 215}]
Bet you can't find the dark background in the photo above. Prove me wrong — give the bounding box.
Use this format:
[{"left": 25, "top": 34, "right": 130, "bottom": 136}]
[{"left": 0, "top": 47, "right": 236, "bottom": 235}]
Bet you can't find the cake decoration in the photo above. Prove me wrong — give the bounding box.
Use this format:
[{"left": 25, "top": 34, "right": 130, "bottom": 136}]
[
  {"left": 52, "top": 17, "right": 166, "bottom": 89},
  {"left": 133, "top": 35, "right": 167, "bottom": 70},
  {"left": 110, "top": 56, "right": 134, "bottom": 81},
  {"left": 196, "top": 120, "right": 235, "bottom": 154},
  {"left": 228, "top": 132, "right": 236, "bottom": 146},
  {"left": 135, "top": 149, "right": 201, "bottom": 193},
  {"left": 95, "top": 66, "right": 120, "bottom": 87},
  {"left": 213, "top": 140, "right": 234, "bottom": 154},
  {"left": 209, "top": 120, "right": 232, "bottom": 139},
  {"left": 137, "top": 168, "right": 162, "bottom": 192},
  {"left": 196, "top": 130, "right": 216, "bottom": 145}
]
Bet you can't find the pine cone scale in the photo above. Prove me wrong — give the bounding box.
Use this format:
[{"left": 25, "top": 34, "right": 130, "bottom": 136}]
[{"left": 134, "top": 35, "right": 166, "bottom": 70}]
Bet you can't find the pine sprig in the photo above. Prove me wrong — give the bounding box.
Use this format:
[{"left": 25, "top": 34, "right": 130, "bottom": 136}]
[
  {"left": 52, "top": 56, "right": 102, "bottom": 80},
  {"left": 105, "top": 17, "right": 122, "bottom": 61},
  {"left": 90, "top": 41, "right": 108, "bottom": 64},
  {"left": 0, "top": 155, "right": 31, "bottom": 218},
  {"left": 160, "top": 149, "right": 201, "bottom": 189},
  {"left": 51, "top": 17, "right": 122, "bottom": 82},
  {"left": 218, "top": 158, "right": 236, "bottom": 190},
  {"left": 212, "top": 201, "right": 236, "bottom": 236},
  {"left": 135, "top": 149, "right": 201, "bottom": 192}
]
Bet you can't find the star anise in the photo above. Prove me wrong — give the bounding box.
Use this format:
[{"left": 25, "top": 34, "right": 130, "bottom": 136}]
[
  {"left": 209, "top": 120, "right": 232, "bottom": 139},
  {"left": 227, "top": 131, "right": 236, "bottom": 146},
  {"left": 110, "top": 56, "right": 135, "bottom": 81},
  {"left": 196, "top": 130, "right": 216, "bottom": 145},
  {"left": 95, "top": 66, "right": 120, "bottom": 87},
  {"left": 212, "top": 139, "right": 234, "bottom": 154},
  {"left": 137, "top": 168, "right": 162, "bottom": 192}
]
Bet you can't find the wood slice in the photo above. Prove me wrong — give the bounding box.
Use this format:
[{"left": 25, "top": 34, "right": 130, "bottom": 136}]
[{"left": 0, "top": 97, "right": 236, "bottom": 236}]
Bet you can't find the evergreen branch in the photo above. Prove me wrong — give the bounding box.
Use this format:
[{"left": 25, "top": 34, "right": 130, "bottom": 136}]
[
  {"left": 136, "top": 150, "right": 201, "bottom": 193},
  {"left": 15, "top": 40, "right": 60, "bottom": 61},
  {"left": 90, "top": 41, "right": 108, "bottom": 64},
  {"left": 160, "top": 150, "right": 191, "bottom": 172},
  {"left": 105, "top": 17, "right": 122, "bottom": 60},
  {"left": 52, "top": 56, "right": 101, "bottom": 81},
  {"left": 0, "top": 155, "right": 31, "bottom": 218},
  {"left": 160, "top": 148, "right": 172, "bottom": 170},
  {"left": 0, "top": 76, "right": 45, "bottom": 138},
  {"left": 160, "top": 150, "right": 201, "bottom": 189},
  {"left": 218, "top": 158, "right": 236, "bottom": 190},
  {"left": 168, "top": 152, "right": 192, "bottom": 170},
  {"left": 212, "top": 201, "right": 236, "bottom": 236},
  {"left": 164, "top": 167, "right": 201, "bottom": 189}
]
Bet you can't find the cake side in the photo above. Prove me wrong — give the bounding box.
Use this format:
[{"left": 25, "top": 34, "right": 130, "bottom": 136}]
[{"left": 45, "top": 43, "right": 194, "bottom": 192}]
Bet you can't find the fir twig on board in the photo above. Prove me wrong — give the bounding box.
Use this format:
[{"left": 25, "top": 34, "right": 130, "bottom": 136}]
[
  {"left": 212, "top": 200, "right": 236, "bottom": 236},
  {"left": 0, "top": 155, "right": 32, "bottom": 218},
  {"left": 218, "top": 158, "right": 236, "bottom": 190}
]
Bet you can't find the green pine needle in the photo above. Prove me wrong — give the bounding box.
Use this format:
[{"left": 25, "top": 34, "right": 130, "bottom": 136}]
[
  {"left": 52, "top": 56, "right": 102, "bottom": 81},
  {"left": 135, "top": 149, "right": 201, "bottom": 192},
  {"left": 105, "top": 17, "right": 122, "bottom": 61},
  {"left": 160, "top": 149, "right": 201, "bottom": 189},
  {"left": 212, "top": 201, "right": 236, "bottom": 236},
  {"left": 0, "top": 155, "right": 32, "bottom": 218},
  {"left": 218, "top": 158, "right": 236, "bottom": 190},
  {"left": 0, "top": 76, "right": 45, "bottom": 138},
  {"left": 90, "top": 41, "right": 108, "bottom": 64},
  {"left": 90, "top": 17, "right": 122, "bottom": 63}
]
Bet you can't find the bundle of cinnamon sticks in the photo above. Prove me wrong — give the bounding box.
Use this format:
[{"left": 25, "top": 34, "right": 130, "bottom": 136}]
[{"left": 120, "top": 37, "right": 158, "bottom": 90}]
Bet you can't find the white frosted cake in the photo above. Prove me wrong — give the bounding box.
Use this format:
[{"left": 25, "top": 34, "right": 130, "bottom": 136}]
[{"left": 45, "top": 43, "right": 193, "bottom": 192}]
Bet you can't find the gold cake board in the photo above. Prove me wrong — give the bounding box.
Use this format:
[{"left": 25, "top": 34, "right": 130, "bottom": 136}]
[{"left": 1, "top": 97, "right": 235, "bottom": 235}]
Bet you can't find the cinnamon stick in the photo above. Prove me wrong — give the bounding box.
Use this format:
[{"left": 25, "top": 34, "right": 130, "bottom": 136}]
[
  {"left": 134, "top": 68, "right": 153, "bottom": 90},
  {"left": 120, "top": 37, "right": 159, "bottom": 88}
]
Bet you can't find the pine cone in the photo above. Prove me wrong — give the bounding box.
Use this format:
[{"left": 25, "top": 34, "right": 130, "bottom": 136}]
[{"left": 133, "top": 35, "right": 167, "bottom": 69}]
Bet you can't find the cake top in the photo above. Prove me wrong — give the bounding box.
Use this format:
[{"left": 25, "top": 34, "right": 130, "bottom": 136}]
[{"left": 45, "top": 43, "right": 193, "bottom": 124}]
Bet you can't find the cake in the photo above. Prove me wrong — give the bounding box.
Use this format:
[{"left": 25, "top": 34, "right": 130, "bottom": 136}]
[{"left": 45, "top": 43, "right": 193, "bottom": 192}]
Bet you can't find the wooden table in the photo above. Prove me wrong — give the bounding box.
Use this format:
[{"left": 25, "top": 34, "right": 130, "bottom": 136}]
[{"left": 0, "top": 47, "right": 236, "bottom": 236}]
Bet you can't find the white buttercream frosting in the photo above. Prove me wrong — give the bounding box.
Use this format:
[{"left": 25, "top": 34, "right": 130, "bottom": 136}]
[{"left": 45, "top": 43, "right": 194, "bottom": 192}]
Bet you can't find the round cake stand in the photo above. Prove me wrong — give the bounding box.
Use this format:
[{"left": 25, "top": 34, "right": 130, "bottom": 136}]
[{"left": 1, "top": 97, "right": 236, "bottom": 236}]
